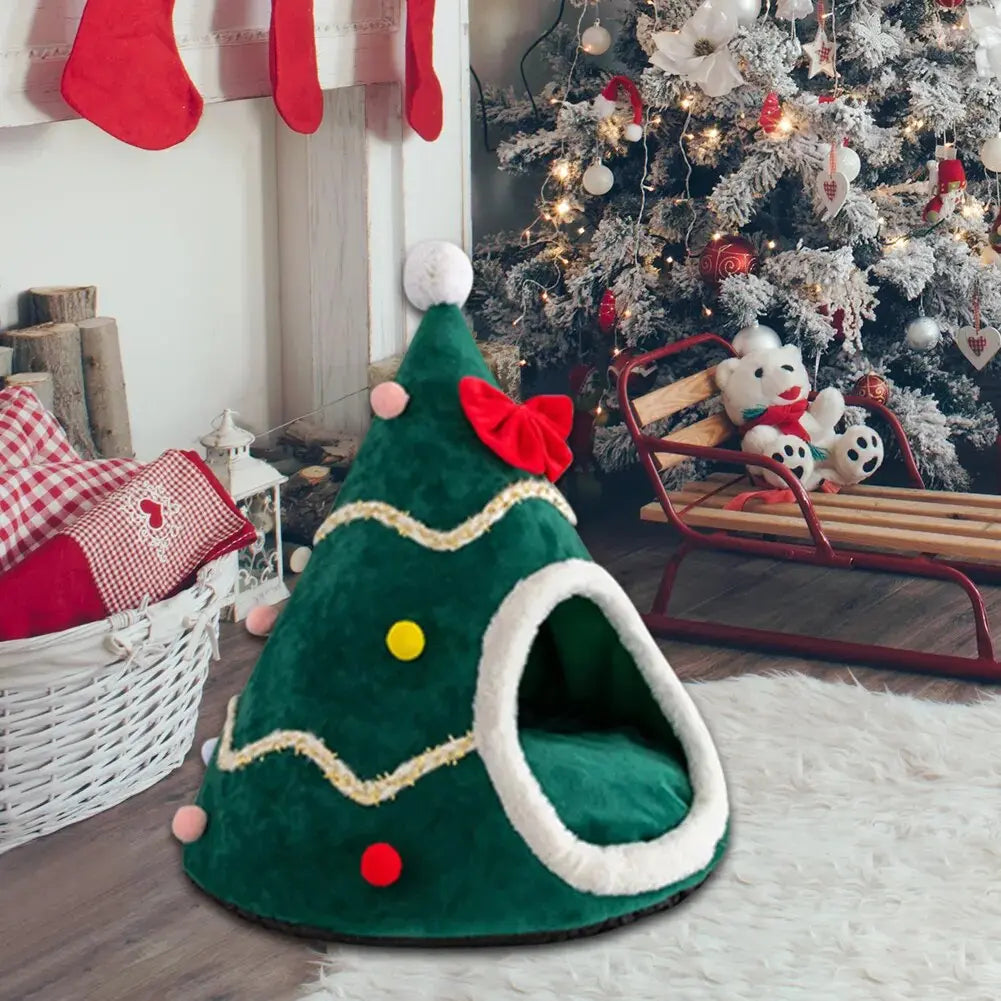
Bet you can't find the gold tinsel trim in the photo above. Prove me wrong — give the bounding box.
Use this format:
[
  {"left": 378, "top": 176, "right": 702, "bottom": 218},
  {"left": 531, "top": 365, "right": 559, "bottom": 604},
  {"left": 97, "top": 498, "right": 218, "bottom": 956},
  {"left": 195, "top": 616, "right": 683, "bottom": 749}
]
[
  {"left": 312, "top": 479, "right": 576, "bottom": 549},
  {"left": 216, "top": 696, "right": 477, "bottom": 806}
]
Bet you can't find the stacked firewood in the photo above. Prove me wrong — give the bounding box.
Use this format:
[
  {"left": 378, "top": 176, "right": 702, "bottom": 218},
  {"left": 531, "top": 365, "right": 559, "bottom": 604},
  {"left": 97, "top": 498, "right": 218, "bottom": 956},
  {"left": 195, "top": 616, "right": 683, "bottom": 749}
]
[{"left": 0, "top": 286, "right": 133, "bottom": 459}]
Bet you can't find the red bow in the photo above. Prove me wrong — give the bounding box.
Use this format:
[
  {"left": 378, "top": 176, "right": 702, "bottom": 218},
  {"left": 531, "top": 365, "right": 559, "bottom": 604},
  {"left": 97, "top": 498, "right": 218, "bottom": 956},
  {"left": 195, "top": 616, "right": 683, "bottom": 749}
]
[
  {"left": 739, "top": 400, "right": 811, "bottom": 441},
  {"left": 459, "top": 377, "right": 574, "bottom": 483}
]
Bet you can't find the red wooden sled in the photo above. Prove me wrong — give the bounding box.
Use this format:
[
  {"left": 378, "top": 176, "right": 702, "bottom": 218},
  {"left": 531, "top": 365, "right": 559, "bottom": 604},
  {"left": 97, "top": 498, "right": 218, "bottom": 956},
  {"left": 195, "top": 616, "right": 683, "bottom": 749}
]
[{"left": 618, "top": 333, "right": 1001, "bottom": 683}]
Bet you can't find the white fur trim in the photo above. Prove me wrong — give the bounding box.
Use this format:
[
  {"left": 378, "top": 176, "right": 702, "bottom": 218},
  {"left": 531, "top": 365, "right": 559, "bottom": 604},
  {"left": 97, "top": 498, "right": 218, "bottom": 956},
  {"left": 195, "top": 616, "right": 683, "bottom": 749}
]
[
  {"left": 593, "top": 94, "right": 617, "bottom": 119},
  {"left": 473, "top": 559, "right": 729, "bottom": 897},
  {"left": 403, "top": 241, "right": 474, "bottom": 311},
  {"left": 623, "top": 123, "right": 644, "bottom": 142}
]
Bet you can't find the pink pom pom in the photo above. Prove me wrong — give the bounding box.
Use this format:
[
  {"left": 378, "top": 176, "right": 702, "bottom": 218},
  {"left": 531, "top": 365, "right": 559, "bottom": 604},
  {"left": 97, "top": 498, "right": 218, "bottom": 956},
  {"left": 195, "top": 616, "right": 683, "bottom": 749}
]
[
  {"left": 245, "top": 603, "right": 280, "bottom": 637},
  {"left": 171, "top": 805, "right": 208, "bottom": 844},
  {"left": 371, "top": 381, "right": 410, "bottom": 420}
]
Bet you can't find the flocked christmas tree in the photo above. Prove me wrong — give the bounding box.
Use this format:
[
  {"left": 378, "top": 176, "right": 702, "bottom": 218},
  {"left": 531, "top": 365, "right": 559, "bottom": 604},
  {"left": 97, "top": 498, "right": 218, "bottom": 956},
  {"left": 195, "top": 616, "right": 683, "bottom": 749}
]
[{"left": 471, "top": 0, "right": 1001, "bottom": 489}]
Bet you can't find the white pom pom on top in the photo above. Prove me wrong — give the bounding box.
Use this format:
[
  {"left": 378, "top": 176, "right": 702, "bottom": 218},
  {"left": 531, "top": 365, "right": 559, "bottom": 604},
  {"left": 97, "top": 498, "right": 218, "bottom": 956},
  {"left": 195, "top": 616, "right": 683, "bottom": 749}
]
[{"left": 403, "top": 241, "right": 474, "bottom": 312}]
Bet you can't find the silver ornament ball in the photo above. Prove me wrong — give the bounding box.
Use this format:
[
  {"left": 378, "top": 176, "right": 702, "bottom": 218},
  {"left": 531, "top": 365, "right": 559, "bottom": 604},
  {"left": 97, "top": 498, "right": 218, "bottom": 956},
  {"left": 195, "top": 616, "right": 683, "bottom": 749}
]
[
  {"left": 981, "top": 133, "right": 1001, "bottom": 173},
  {"left": 835, "top": 146, "right": 861, "bottom": 183},
  {"left": 582, "top": 161, "right": 614, "bottom": 196},
  {"left": 581, "top": 24, "right": 612, "bottom": 56},
  {"left": 733, "top": 322, "right": 782, "bottom": 357},
  {"left": 904, "top": 316, "right": 941, "bottom": 352}
]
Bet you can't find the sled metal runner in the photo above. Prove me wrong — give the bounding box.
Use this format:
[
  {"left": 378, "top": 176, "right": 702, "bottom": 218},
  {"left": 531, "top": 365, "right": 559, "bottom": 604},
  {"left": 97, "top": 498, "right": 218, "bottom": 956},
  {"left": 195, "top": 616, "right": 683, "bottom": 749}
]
[{"left": 619, "top": 333, "right": 1001, "bottom": 683}]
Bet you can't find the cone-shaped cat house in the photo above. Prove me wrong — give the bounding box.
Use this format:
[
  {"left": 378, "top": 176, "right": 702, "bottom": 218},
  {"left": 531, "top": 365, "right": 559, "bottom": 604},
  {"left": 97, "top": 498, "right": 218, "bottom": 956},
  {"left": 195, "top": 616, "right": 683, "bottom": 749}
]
[{"left": 177, "top": 242, "right": 729, "bottom": 944}]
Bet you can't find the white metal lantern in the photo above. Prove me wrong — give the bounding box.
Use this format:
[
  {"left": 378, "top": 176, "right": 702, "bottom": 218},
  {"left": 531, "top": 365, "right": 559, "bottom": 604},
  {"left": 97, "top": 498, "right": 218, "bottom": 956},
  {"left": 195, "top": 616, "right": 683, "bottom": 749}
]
[{"left": 201, "top": 409, "right": 289, "bottom": 620}]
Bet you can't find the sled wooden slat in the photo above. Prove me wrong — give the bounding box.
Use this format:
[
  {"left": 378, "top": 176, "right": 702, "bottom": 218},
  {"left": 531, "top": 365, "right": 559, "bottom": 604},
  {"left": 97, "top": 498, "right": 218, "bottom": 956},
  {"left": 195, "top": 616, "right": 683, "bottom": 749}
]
[
  {"left": 663, "top": 486, "right": 1001, "bottom": 545},
  {"left": 641, "top": 490, "right": 1001, "bottom": 562},
  {"left": 655, "top": 414, "right": 736, "bottom": 471},
  {"left": 691, "top": 475, "right": 1001, "bottom": 526},
  {"left": 633, "top": 366, "right": 719, "bottom": 425},
  {"left": 703, "top": 472, "right": 1001, "bottom": 513}
]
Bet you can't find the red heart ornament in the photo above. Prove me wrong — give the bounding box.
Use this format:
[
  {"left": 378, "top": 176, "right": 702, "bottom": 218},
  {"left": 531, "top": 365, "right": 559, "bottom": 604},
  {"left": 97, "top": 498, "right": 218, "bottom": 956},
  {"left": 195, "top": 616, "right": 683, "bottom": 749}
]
[
  {"left": 459, "top": 377, "right": 574, "bottom": 483},
  {"left": 140, "top": 498, "right": 164, "bottom": 529}
]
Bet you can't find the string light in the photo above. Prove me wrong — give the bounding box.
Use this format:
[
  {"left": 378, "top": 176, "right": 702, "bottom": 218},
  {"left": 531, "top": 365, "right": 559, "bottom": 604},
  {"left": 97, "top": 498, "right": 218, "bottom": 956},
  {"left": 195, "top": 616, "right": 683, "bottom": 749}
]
[
  {"left": 712, "top": 232, "right": 723, "bottom": 241},
  {"left": 555, "top": 198, "right": 572, "bottom": 218},
  {"left": 703, "top": 307, "right": 713, "bottom": 317},
  {"left": 623, "top": 309, "right": 633, "bottom": 318},
  {"left": 665, "top": 255, "right": 675, "bottom": 264},
  {"left": 767, "top": 240, "right": 777, "bottom": 249},
  {"left": 552, "top": 161, "right": 571, "bottom": 181},
  {"left": 577, "top": 226, "right": 586, "bottom": 234},
  {"left": 777, "top": 116, "right": 793, "bottom": 134}
]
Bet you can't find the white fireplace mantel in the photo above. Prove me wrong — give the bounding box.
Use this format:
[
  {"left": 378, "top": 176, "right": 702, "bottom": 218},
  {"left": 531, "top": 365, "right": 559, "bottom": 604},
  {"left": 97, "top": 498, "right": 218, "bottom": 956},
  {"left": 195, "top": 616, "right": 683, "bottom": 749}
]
[{"left": 0, "top": 0, "right": 472, "bottom": 439}]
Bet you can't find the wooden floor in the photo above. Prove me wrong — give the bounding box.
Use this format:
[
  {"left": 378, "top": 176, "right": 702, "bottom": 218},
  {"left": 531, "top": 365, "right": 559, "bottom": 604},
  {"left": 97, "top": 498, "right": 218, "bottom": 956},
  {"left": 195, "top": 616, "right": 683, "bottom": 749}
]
[{"left": 3, "top": 513, "right": 999, "bottom": 1001}]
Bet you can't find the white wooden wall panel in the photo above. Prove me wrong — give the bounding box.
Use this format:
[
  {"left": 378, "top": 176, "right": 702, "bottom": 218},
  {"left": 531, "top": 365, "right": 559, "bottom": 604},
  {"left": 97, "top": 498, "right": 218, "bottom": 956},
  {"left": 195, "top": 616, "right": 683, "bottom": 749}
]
[
  {"left": 1, "top": 0, "right": 472, "bottom": 441},
  {"left": 277, "top": 0, "right": 471, "bottom": 432}
]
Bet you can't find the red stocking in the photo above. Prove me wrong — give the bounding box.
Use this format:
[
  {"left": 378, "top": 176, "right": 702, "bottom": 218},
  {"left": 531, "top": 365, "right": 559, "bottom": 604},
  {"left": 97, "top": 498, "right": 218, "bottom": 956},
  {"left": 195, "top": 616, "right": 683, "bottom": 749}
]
[
  {"left": 61, "top": 0, "right": 203, "bottom": 150},
  {"left": 270, "top": 0, "right": 323, "bottom": 134},
  {"left": 406, "top": 0, "right": 443, "bottom": 141}
]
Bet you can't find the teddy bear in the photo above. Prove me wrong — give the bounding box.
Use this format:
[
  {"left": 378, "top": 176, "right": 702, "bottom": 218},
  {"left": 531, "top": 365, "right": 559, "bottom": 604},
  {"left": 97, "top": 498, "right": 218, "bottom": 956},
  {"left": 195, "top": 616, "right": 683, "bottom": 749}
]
[{"left": 715, "top": 336, "right": 884, "bottom": 491}]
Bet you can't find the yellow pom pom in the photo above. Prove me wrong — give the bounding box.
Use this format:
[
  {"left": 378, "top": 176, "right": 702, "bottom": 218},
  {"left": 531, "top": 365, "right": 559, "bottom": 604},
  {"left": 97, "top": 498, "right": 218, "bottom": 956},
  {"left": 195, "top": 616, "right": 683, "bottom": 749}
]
[{"left": 386, "top": 620, "right": 426, "bottom": 661}]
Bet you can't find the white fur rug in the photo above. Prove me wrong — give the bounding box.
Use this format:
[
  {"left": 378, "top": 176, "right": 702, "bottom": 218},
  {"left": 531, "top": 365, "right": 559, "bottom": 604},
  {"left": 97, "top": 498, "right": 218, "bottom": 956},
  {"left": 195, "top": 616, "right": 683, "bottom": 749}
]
[{"left": 296, "top": 673, "right": 1001, "bottom": 1001}]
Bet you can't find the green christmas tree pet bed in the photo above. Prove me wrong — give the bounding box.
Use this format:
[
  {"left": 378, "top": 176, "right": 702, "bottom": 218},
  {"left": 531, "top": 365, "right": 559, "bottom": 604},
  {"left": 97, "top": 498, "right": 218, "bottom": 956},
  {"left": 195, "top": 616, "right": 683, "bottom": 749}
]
[{"left": 172, "top": 242, "right": 730, "bottom": 945}]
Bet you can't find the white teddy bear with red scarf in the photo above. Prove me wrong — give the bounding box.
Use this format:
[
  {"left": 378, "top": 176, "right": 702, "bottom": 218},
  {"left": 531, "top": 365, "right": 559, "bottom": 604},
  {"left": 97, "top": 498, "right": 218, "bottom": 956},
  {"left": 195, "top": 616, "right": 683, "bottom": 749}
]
[{"left": 715, "top": 338, "right": 884, "bottom": 491}]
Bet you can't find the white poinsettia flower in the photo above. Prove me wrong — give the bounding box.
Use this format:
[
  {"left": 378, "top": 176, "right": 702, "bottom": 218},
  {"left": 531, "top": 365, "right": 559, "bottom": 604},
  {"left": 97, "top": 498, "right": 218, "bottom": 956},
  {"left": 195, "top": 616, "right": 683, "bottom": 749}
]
[
  {"left": 650, "top": 3, "right": 745, "bottom": 98},
  {"left": 969, "top": 2, "right": 1001, "bottom": 78}
]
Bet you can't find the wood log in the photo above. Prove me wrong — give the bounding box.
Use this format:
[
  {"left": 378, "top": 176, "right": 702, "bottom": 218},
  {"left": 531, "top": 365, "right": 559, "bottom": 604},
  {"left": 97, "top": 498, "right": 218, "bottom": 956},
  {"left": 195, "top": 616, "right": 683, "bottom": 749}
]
[
  {"left": 280, "top": 422, "right": 360, "bottom": 469},
  {"left": 1, "top": 323, "right": 96, "bottom": 457},
  {"left": 78, "top": 317, "right": 134, "bottom": 458},
  {"left": 28, "top": 286, "right": 97, "bottom": 324},
  {"left": 0, "top": 346, "right": 12, "bottom": 378},
  {"left": 4, "top": 371, "right": 54, "bottom": 411}
]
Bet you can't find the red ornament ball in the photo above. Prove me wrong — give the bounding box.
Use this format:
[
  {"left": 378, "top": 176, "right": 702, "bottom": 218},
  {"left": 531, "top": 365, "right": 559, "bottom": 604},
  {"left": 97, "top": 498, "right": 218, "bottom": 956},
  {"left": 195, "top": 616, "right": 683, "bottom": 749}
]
[
  {"left": 699, "top": 237, "right": 759, "bottom": 288},
  {"left": 361, "top": 842, "right": 403, "bottom": 887},
  {"left": 936, "top": 0, "right": 964, "bottom": 8},
  {"left": 853, "top": 373, "right": 891, "bottom": 406},
  {"left": 598, "top": 289, "right": 618, "bottom": 335}
]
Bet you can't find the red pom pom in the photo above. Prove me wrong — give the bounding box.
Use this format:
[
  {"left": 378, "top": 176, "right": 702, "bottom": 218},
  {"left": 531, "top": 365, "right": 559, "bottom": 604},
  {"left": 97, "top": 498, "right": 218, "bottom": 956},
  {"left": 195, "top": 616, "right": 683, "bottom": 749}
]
[{"left": 361, "top": 842, "right": 403, "bottom": 887}]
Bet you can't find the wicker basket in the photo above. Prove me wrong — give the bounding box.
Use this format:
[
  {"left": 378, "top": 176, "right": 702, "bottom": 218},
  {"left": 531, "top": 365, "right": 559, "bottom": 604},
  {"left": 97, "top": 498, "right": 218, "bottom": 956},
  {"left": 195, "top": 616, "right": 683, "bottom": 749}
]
[{"left": 0, "top": 557, "right": 237, "bottom": 855}]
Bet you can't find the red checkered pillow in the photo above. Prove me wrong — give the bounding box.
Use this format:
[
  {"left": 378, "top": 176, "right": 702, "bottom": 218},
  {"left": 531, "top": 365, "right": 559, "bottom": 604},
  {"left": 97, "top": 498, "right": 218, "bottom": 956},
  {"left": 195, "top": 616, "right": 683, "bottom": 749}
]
[
  {"left": 0, "top": 386, "right": 78, "bottom": 468},
  {"left": 0, "top": 449, "right": 257, "bottom": 640},
  {"left": 0, "top": 460, "right": 139, "bottom": 572}
]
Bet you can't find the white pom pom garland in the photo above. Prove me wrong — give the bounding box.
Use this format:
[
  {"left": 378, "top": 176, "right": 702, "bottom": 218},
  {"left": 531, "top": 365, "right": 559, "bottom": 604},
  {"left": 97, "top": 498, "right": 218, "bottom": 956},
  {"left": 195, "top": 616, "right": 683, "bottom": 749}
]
[{"left": 403, "top": 241, "right": 474, "bottom": 311}]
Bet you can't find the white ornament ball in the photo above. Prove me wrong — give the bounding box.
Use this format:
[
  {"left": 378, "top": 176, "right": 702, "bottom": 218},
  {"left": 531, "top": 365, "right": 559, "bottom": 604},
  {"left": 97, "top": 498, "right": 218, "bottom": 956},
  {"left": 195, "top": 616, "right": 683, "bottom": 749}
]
[
  {"left": 582, "top": 162, "right": 615, "bottom": 196},
  {"left": 733, "top": 322, "right": 782, "bottom": 357},
  {"left": 982, "top": 246, "right": 1000, "bottom": 268},
  {"left": 981, "top": 134, "right": 1001, "bottom": 172},
  {"left": 904, "top": 316, "right": 941, "bottom": 352},
  {"left": 581, "top": 24, "right": 612, "bottom": 56},
  {"left": 623, "top": 123, "right": 644, "bottom": 142},
  {"left": 834, "top": 146, "right": 861, "bottom": 183},
  {"left": 719, "top": 0, "right": 762, "bottom": 27},
  {"left": 403, "top": 240, "right": 474, "bottom": 311}
]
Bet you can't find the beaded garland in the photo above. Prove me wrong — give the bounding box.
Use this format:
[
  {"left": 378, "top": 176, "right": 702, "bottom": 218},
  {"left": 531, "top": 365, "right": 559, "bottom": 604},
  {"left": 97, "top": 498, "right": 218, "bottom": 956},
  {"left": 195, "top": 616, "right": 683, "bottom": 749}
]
[
  {"left": 216, "top": 695, "right": 477, "bottom": 806},
  {"left": 313, "top": 478, "right": 576, "bottom": 550}
]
